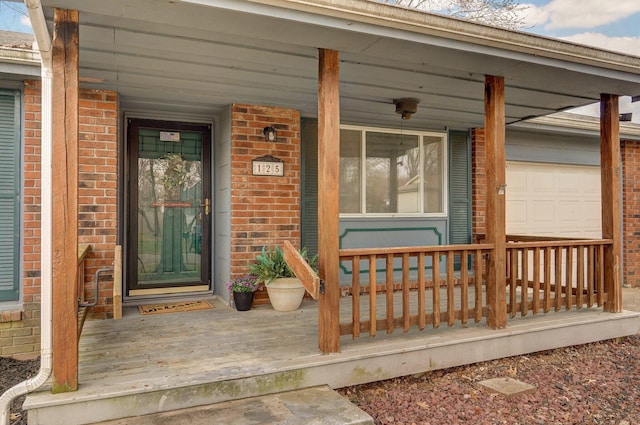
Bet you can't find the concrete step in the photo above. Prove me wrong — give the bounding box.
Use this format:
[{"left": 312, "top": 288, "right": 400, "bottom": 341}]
[{"left": 92, "top": 386, "right": 373, "bottom": 425}]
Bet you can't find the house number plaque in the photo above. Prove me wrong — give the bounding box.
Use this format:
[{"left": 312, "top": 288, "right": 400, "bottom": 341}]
[{"left": 252, "top": 155, "right": 284, "bottom": 176}]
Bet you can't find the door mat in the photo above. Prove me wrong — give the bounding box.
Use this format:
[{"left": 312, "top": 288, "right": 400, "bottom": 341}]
[{"left": 138, "top": 300, "right": 214, "bottom": 315}]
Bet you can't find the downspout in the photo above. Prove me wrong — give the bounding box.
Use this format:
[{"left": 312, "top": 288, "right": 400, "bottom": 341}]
[{"left": 0, "top": 1, "right": 53, "bottom": 423}]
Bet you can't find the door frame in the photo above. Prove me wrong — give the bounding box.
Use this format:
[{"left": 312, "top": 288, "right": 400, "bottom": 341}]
[{"left": 125, "top": 118, "right": 212, "bottom": 297}]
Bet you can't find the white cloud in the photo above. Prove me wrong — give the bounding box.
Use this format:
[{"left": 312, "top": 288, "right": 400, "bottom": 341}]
[
  {"left": 521, "top": 0, "right": 640, "bottom": 31},
  {"left": 560, "top": 32, "right": 640, "bottom": 56},
  {"left": 570, "top": 97, "right": 640, "bottom": 125},
  {"left": 20, "top": 15, "right": 31, "bottom": 29}
]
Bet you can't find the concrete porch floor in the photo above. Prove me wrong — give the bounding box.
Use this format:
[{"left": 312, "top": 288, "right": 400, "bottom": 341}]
[{"left": 23, "top": 293, "right": 640, "bottom": 425}]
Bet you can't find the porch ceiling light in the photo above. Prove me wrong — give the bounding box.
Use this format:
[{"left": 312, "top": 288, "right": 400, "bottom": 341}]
[
  {"left": 393, "top": 98, "right": 420, "bottom": 120},
  {"left": 263, "top": 126, "right": 277, "bottom": 142}
]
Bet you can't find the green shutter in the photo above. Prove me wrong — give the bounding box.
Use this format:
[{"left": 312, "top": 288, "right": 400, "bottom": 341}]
[
  {"left": 0, "top": 91, "right": 20, "bottom": 302},
  {"left": 448, "top": 130, "right": 471, "bottom": 246},
  {"left": 301, "top": 118, "right": 319, "bottom": 256}
]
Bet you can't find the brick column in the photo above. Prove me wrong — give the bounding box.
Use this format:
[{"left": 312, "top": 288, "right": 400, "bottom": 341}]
[
  {"left": 622, "top": 139, "right": 640, "bottom": 288},
  {"left": 230, "top": 104, "right": 301, "bottom": 304}
]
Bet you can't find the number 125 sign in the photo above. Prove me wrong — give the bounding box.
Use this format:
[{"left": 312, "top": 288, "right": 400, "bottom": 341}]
[{"left": 252, "top": 158, "right": 284, "bottom": 176}]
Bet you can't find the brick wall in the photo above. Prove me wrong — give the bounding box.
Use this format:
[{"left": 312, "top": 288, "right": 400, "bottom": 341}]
[
  {"left": 1, "top": 82, "right": 118, "bottom": 358},
  {"left": 622, "top": 140, "right": 640, "bottom": 288},
  {"left": 471, "top": 128, "right": 487, "bottom": 238},
  {"left": 78, "top": 89, "right": 119, "bottom": 317},
  {"left": 230, "top": 104, "right": 301, "bottom": 303}
]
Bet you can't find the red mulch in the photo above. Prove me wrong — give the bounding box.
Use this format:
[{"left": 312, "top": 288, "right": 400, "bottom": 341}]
[{"left": 337, "top": 335, "right": 640, "bottom": 425}]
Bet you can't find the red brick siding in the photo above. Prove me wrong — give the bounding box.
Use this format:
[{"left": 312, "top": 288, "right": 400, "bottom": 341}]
[
  {"left": 622, "top": 140, "right": 640, "bottom": 288},
  {"left": 230, "top": 104, "right": 301, "bottom": 303},
  {"left": 78, "top": 89, "right": 119, "bottom": 317},
  {"left": 471, "top": 128, "right": 487, "bottom": 239},
  {"left": 1, "top": 82, "right": 118, "bottom": 357}
]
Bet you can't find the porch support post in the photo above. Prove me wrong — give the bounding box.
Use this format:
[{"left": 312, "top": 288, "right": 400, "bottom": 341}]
[
  {"left": 600, "top": 94, "right": 623, "bottom": 312},
  {"left": 51, "top": 8, "right": 80, "bottom": 393},
  {"left": 484, "top": 75, "right": 507, "bottom": 329},
  {"left": 317, "top": 48, "right": 341, "bottom": 353}
]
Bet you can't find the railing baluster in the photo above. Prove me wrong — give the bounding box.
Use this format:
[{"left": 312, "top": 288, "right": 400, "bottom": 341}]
[
  {"left": 386, "top": 254, "right": 394, "bottom": 334},
  {"left": 565, "top": 245, "right": 573, "bottom": 310},
  {"left": 576, "top": 246, "right": 584, "bottom": 309},
  {"left": 352, "top": 255, "right": 360, "bottom": 339},
  {"left": 544, "top": 247, "right": 551, "bottom": 313},
  {"left": 555, "top": 247, "right": 562, "bottom": 311},
  {"left": 509, "top": 248, "right": 517, "bottom": 318},
  {"left": 402, "top": 253, "right": 410, "bottom": 332},
  {"left": 532, "top": 247, "right": 540, "bottom": 315},
  {"left": 597, "top": 245, "right": 604, "bottom": 306},
  {"left": 447, "top": 251, "right": 455, "bottom": 326},
  {"left": 521, "top": 247, "right": 528, "bottom": 317},
  {"left": 432, "top": 251, "right": 440, "bottom": 329},
  {"left": 475, "top": 249, "right": 483, "bottom": 322},
  {"left": 587, "top": 245, "right": 595, "bottom": 308},
  {"left": 369, "top": 254, "right": 377, "bottom": 337},
  {"left": 460, "top": 250, "right": 469, "bottom": 325},
  {"left": 418, "top": 252, "right": 426, "bottom": 330}
]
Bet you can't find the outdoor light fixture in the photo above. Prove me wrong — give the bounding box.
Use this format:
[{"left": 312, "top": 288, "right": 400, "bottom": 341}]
[
  {"left": 393, "top": 98, "right": 420, "bottom": 120},
  {"left": 263, "top": 126, "right": 277, "bottom": 142},
  {"left": 620, "top": 113, "right": 633, "bottom": 122}
]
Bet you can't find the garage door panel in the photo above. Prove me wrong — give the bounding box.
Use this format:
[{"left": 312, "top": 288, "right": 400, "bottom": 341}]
[{"left": 506, "top": 161, "right": 601, "bottom": 238}]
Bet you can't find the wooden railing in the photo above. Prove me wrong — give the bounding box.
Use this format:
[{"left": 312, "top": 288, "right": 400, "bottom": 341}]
[
  {"left": 339, "top": 243, "right": 494, "bottom": 338},
  {"left": 505, "top": 238, "right": 612, "bottom": 317}
]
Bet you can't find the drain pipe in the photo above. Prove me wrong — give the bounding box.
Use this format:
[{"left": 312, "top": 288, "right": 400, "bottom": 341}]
[{"left": 0, "top": 1, "right": 53, "bottom": 424}]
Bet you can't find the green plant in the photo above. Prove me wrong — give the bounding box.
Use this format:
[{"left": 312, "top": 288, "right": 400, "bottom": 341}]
[{"left": 248, "top": 246, "right": 317, "bottom": 285}]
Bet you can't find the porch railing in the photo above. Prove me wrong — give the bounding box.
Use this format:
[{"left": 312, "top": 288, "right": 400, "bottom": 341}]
[
  {"left": 338, "top": 243, "right": 494, "bottom": 338},
  {"left": 505, "top": 238, "right": 612, "bottom": 317}
]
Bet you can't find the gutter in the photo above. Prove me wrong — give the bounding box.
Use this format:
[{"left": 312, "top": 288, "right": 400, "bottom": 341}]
[{"left": 0, "top": 1, "right": 53, "bottom": 424}]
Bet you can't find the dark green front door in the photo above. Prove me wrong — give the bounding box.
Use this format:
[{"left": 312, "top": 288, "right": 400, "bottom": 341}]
[{"left": 127, "top": 119, "right": 211, "bottom": 294}]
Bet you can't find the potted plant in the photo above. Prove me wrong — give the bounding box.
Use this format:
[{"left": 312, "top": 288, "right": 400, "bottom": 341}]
[
  {"left": 248, "top": 246, "right": 317, "bottom": 312},
  {"left": 226, "top": 274, "right": 259, "bottom": 311}
]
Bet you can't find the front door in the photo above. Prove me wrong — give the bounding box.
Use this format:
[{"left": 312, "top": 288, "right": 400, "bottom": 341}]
[{"left": 127, "top": 119, "right": 211, "bottom": 296}]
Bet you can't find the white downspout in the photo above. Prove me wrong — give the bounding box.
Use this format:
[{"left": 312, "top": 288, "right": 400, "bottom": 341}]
[{"left": 0, "top": 1, "right": 53, "bottom": 424}]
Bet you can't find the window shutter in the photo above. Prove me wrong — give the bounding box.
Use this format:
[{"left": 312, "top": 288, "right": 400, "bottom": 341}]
[
  {"left": 0, "top": 91, "right": 20, "bottom": 302},
  {"left": 448, "top": 130, "right": 471, "bottom": 246},
  {"left": 301, "top": 118, "right": 319, "bottom": 256}
]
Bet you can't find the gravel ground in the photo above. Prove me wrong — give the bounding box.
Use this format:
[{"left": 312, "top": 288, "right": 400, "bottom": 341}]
[
  {"left": 336, "top": 287, "right": 640, "bottom": 425},
  {"left": 2, "top": 287, "right": 640, "bottom": 425},
  {"left": 337, "top": 335, "right": 640, "bottom": 425}
]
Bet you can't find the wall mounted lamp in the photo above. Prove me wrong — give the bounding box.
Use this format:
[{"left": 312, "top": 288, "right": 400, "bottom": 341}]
[{"left": 263, "top": 126, "right": 277, "bottom": 142}]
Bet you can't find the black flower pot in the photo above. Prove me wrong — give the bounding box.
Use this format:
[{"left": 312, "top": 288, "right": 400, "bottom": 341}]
[{"left": 233, "top": 291, "right": 254, "bottom": 311}]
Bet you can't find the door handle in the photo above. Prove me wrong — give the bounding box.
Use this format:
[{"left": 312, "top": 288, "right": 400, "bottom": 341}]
[{"left": 200, "top": 197, "right": 210, "bottom": 215}]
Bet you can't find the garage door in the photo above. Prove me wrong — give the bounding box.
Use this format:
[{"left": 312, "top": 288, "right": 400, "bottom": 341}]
[{"left": 506, "top": 161, "right": 601, "bottom": 238}]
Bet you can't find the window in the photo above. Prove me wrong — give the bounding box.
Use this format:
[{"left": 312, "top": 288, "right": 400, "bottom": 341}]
[{"left": 339, "top": 126, "right": 447, "bottom": 216}]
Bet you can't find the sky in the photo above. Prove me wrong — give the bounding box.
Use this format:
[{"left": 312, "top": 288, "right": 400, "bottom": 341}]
[{"left": 0, "top": 0, "right": 639, "bottom": 121}]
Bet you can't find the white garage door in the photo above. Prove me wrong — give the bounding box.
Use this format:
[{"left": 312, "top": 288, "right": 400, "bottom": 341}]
[{"left": 506, "top": 161, "right": 601, "bottom": 238}]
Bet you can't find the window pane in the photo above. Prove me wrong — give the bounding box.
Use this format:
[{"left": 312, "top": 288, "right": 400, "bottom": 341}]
[
  {"left": 366, "top": 132, "right": 419, "bottom": 213},
  {"left": 423, "top": 136, "right": 443, "bottom": 213},
  {"left": 340, "top": 129, "right": 362, "bottom": 213}
]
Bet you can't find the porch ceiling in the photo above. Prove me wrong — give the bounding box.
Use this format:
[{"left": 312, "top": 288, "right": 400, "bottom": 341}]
[{"left": 38, "top": 0, "right": 640, "bottom": 129}]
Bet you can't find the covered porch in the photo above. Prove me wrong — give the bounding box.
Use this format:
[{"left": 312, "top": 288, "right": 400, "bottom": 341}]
[
  {"left": 23, "top": 295, "right": 640, "bottom": 424},
  {"left": 19, "top": 0, "right": 640, "bottom": 421}
]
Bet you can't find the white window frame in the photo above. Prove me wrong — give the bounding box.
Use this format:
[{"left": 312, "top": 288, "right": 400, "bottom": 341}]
[{"left": 340, "top": 124, "right": 448, "bottom": 218}]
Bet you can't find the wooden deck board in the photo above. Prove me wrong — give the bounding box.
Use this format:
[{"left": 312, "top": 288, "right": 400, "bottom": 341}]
[{"left": 23, "top": 294, "right": 640, "bottom": 425}]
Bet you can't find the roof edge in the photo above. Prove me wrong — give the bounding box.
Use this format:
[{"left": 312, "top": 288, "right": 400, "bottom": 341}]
[{"left": 241, "top": 0, "right": 640, "bottom": 75}]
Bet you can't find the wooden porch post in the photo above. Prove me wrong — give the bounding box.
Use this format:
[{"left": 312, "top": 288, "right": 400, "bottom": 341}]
[
  {"left": 51, "top": 8, "right": 80, "bottom": 393},
  {"left": 484, "top": 75, "right": 507, "bottom": 329},
  {"left": 600, "top": 94, "right": 623, "bottom": 312},
  {"left": 317, "top": 48, "right": 341, "bottom": 353}
]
